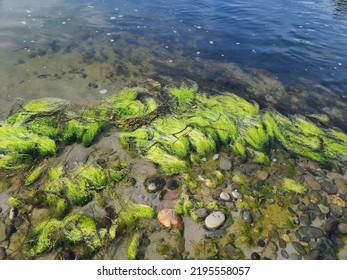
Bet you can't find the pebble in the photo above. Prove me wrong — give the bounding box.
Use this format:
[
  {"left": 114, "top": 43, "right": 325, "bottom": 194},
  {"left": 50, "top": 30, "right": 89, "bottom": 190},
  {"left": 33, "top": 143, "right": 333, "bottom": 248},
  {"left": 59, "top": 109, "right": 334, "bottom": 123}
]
[
  {"left": 219, "top": 192, "right": 231, "bottom": 201},
  {"left": 298, "top": 226, "right": 324, "bottom": 239},
  {"left": 257, "top": 239, "right": 266, "bottom": 247},
  {"left": 329, "top": 204, "right": 343, "bottom": 217},
  {"left": 318, "top": 204, "right": 330, "bottom": 214},
  {"left": 279, "top": 238, "right": 286, "bottom": 249},
  {"left": 251, "top": 252, "right": 261, "bottom": 260},
  {"left": 205, "top": 229, "right": 227, "bottom": 240},
  {"left": 290, "top": 197, "right": 299, "bottom": 205},
  {"left": 205, "top": 211, "right": 226, "bottom": 230},
  {"left": 305, "top": 177, "right": 321, "bottom": 191},
  {"left": 99, "top": 89, "right": 108, "bottom": 94},
  {"left": 195, "top": 208, "right": 209, "bottom": 220},
  {"left": 167, "top": 180, "right": 179, "bottom": 190},
  {"left": 9, "top": 207, "right": 18, "bottom": 221},
  {"left": 219, "top": 157, "right": 232, "bottom": 171},
  {"left": 144, "top": 177, "right": 166, "bottom": 193},
  {"left": 334, "top": 178, "right": 347, "bottom": 194},
  {"left": 212, "top": 154, "right": 219, "bottom": 161},
  {"left": 299, "top": 212, "right": 311, "bottom": 226},
  {"left": 231, "top": 190, "right": 243, "bottom": 200},
  {"left": 201, "top": 157, "right": 207, "bottom": 162},
  {"left": 321, "top": 181, "right": 338, "bottom": 195},
  {"left": 337, "top": 223, "right": 347, "bottom": 234},
  {"left": 292, "top": 241, "right": 306, "bottom": 255},
  {"left": 241, "top": 210, "right": 253, "bottom": 224},
  {"left": 322, "top": 218, "right": 338, "bottom": 234},
  {"left": 256, "top": 170, "right": 269, "bottom": 181},
  {"left": 0, "top": 207, "right": 2, "bottom": 214},
  {"left": 281, "top": 249, "right": 289, "bottom": 259},
  {"left": 0, "top": 247, "right": 6, "bottom": 260}
]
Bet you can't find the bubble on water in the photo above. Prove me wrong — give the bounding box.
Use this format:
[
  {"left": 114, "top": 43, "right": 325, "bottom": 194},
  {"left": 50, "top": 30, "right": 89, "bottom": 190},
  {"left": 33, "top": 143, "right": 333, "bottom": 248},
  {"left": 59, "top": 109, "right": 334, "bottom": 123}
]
[
  {"left": 168, "top": 60, "right": 173, "bottom": 63},
  {"left": 196, "top": 51, "right": 200, "bottom": 54},
  {"left": 114, "top": 8, "right": 119, "bottom": 11},
  {"left": 333, "top": 67, "right": 337, "bottom": 70},
  {"left": 196, "top": 25, "right": 202, "bottom": 29},
  {"left": 165, "top": 46, "right": 169, "bottom": 49},
  {"left": 173, "top": 30, "right": 177, "bottom": 33},
  {"left": 87, "top": 5, "right": 94, "bottom": 8},
  {"left": 134, "top": 9, "right": 138, "bottom": 12},
  {"left": 110, "top": 16, "right": 116, "bottom": 20},
  {"left": 99, "top": 89, "right": 108, "bottom": 94},
  {"left": 26, "top": 10, "right": 31, "bottom": 14},
  {"left": 107, "top": 33, "right": 111, "bottom": 36},
  {"left": 62, "top": 22, "right": 66, "bottom": 25},
  {"left": 252, "top": 49, "right": 256, "bottom": 53},
  {"left": 236, "top": 42, "right": 240, "bottom": 45},
  {"left": 209, "top": 41, "right": 214, "bottom": 44},
  {"left": 21, "top": 21, "right": 27, "bottom": 25},
  {"left": 299, "top": 25, "right": 303, "bottom": 28},
  {"left": 338, "top": 62, "right": 342, "bottom": 66},
  {"left": 110, "top": 39, "right": 114, "bottom": 42},
  {"left": 118, "top": 15, "right": 124, "bottom": 18},
  {"left": 221, "top": 54, "right": 225, "bottom": 57}
]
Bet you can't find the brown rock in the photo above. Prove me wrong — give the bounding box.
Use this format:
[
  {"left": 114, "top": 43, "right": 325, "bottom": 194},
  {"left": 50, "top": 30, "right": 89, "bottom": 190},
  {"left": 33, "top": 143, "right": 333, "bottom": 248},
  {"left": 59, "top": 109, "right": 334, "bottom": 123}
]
[
  {"left": 256, "top": 170, "right": 269, "bottom": 181},
  {"left": 334, "top": 178, "right": 347, "bottom": 194},
  {"left": 304, "top": 176, "right": 321, "bottom": 191},
  {"left": 157, "top": 208, "right": 184, "bottom": 231}
]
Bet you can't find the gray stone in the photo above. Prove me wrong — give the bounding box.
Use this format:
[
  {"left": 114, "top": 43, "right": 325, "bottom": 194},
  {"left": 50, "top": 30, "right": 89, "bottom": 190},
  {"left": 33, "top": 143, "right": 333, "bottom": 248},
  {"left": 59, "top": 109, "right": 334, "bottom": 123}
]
[
  {"left": 280, "top": 249, "right": 289, "bottom": 259},
  {"left": 318, "top": 204, "right": 330, "bottom": 214},
  {"left": 299, "top": 212, "right": 311, "bottom": 226},
  {"left": 329, "top": 204, "right": 343, "bottom": 217},
  {"left": 298, "top": 226, "right": 324, "bottom": 239},
  {"left": 220, "top": 157, "right": 232, "bottom": 171},
  {"left": 307, "top": 249, "right": 321, "bottom": 260},
  {"left": 212, "top": 154, "right": 219, "bottom": 161},
  {"left": 268, "top": 229, "right": 279, "bottom": 240},
  {"left": 205, "top": 211, "right": 226, "bottom": 230},
  {"left": 0, "top": 247, "right": 6, "bottom": 260},
  {"left": 167, "top": 180, "right": 179, "bottom": 190},
  {"left": 231, "top": 190, "right": 243, "bottom": 200},
  {"left": 201, "top": 157, "right": 207, "bottom": 162},
  {"left": 205, "top": 229, "right": 227, "bottom": 240},
  {"left": 305, "top": 177, "right": 321, "bottom": 191},
  {"left": 337, "top": 223, "right": 347, "bottom": 234},
  {"left": 219, "top": 192, "right": 231, "bottom": 201},
  {"left": 321, "top": 181, "right": 338, "bottom": 195},
  {"left": 292, "top": 241, "right": 307, "bottom": 255},
  {"left": 322, "top": 218, "right": 338, "bottom": 234},
  {"left": 195, "top": 208, "right": 209, "bottom": 220},
  {"left": 241, "top": 210, "right": 253, "bottom": 224},
  {"left": 224, "top": 244, "right": 243, "bottom": 259}
]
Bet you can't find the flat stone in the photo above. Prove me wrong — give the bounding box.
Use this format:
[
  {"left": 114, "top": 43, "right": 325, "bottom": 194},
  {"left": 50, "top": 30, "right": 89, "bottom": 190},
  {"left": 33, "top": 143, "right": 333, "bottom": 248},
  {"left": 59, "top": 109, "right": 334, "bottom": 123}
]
[
  {"left": 334, "top": 178, "right": 347, "bottom": 194},
  {"left": 219, "top": 157, "right": 232, "bottom": 171},
  {"left": 298, "top": 226, "right": 324, "bottom": 239},
  {"left": 195, "top": 208, "right": 209, "bottom": 220},
  {"left": 212, "top": 154, "right": 219, "bottom": 161},
  {"left": 205, "top": 229, "right": 227, "bottom": 240},
  {"left": 231, "top": 190, "right": 243, "bottom": 200},
  {"left": 256, "top": 170, "right": 269, "bottom": 181},
  {"left": 322, "top": 218, "right": 338, "bottom": 234},
  {"left": 292, "top": 241, "right": 307, "bottom": 255},
  {"left": 279, "top": 238, "right": 286, "bottom": 249},
  {"left": 337, "top": 223, "right": 347, "bottom": 234},
  {"left": 305, "top": 177, "right": 321, "bottom": 191},
  {"left": 205, "top": 211, "right": 226, "bottom": 230},
  {"left": 289, "top": 253, "right": 301, "bottom": 260},
  {"left": 299, "top": 212, "right": 311, "bottom": 226},
  {"left": 318, "top": 204, "right": 330, "bottom": 214},
  {"left": 321, "top": 180, "right": 338, "bottom": 195},
  {"left": 219, "top": 192, "right": 231, "bottom": 201}
]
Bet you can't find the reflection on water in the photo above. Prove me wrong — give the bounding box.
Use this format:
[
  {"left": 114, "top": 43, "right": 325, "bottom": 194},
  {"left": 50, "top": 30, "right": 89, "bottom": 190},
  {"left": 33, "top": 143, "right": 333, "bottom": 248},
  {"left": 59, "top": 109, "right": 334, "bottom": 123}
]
[{"left": 0, "top": 0, "right": 346, "bottom": 130}]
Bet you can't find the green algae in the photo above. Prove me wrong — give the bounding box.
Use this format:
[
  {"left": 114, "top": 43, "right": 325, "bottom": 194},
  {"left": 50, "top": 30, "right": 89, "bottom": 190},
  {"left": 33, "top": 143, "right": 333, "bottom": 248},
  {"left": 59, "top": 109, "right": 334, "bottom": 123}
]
[
  {"left": 167, "top": 83, "right": 197, "bottom": 110},
  {"left": 0, "top": 125, "right": 56, "bottom": 169},
  {"left": 9, "top": 197, "right": 24, "bottom": 208},
  {"left": 174, "top": 192, "right": 204, "bottom": 222},
  {"left": 117, "top": 202, "right": 155, "bottom": 230},
  {"left": 282, "top": 178, "right": 307, "bottom": 194},
  {"left": 127, "top": 232, "right": 141, "bottom": 260},
  {"left": 25, "top": 164, "right": 45, "bottom": 186}
]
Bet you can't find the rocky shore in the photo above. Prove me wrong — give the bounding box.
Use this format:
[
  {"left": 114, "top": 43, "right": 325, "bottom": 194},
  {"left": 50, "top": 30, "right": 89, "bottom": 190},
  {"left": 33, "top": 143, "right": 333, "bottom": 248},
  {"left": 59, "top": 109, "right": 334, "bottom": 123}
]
[{"left": 0, "top": 82, "right": 346, "bottom": 260}]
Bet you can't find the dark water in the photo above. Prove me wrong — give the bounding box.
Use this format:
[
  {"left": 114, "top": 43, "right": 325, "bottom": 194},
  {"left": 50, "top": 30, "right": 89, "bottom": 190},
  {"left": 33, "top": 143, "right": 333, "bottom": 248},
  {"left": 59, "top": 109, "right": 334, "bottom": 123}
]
[{"left": 0, "top": 0, "right": 346, "bottom": 129}]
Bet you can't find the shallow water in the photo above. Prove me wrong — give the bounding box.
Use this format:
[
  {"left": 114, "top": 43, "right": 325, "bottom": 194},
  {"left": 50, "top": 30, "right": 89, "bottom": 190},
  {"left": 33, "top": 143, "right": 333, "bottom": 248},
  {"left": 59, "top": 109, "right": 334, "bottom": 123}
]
[{"left": 0, "top": 0, "right": 346, "bottom": 129}]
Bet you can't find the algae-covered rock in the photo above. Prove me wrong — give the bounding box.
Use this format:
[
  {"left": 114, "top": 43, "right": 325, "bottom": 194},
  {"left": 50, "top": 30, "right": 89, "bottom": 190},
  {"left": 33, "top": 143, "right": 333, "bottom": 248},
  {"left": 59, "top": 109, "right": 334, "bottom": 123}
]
[
  {"left": 24, "top": 164, "right": 45, "bottom": 186},
  {"left": 117, "top": 202, "right": 156, "bottom": 230},
  {"left": 282, "top": 178, "right": 307, "bottom": 194},
  {"left": 127, "top": 232, "right": 142, "bottom": 260},
  {"left": 0, "top": 125, "right": 56, "bottom": 169}
]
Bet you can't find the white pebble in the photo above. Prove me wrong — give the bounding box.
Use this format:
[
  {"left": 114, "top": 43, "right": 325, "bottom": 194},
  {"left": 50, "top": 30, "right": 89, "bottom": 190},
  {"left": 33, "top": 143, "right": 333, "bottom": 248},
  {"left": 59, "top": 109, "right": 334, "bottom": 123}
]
[{"left": 99, "top": 89, "right": 108, "bottom": 94}]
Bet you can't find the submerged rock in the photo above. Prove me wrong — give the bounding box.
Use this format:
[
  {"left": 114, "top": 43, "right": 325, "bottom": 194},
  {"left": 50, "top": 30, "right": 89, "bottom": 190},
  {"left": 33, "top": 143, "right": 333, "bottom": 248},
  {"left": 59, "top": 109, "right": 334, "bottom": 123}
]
[
  {"left": 194, "top": 208, "right": 209, "bottom": 220},
  {"left": 298, "top": 226, "right": 324, "bottom": 239},
  {"left": 204, "top": 211, "right": 226, "bottom": 230},
  {"left": 167, "top": 180, "right": 179, "bottom": 190},
  {"left": 219, "top": 157, "right": 232, "bottom": 171},
  {"left": 321, "top": 181, "right": 338, "bottom": 195},
  {"left": 144, "top": 177, "right": 166, "bottom": 193},
  {"left": 157, "top": 208, "right": 184, "bottom": 231}
]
